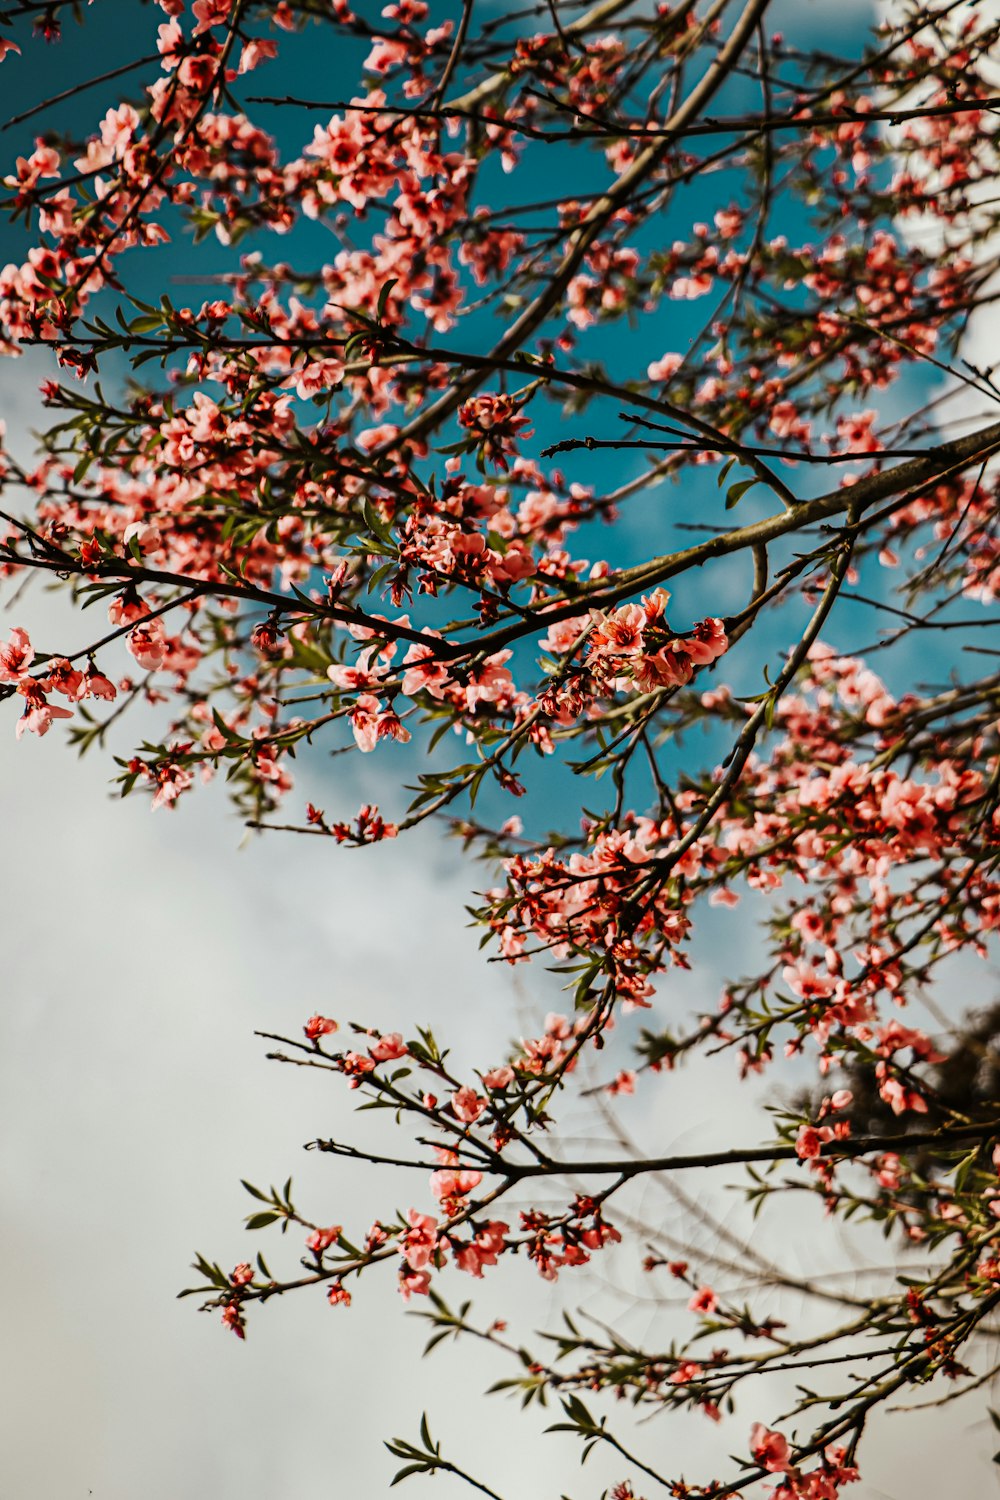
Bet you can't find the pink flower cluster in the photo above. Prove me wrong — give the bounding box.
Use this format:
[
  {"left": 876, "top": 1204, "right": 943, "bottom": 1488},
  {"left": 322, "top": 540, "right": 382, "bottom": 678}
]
[
  {"left": 750, "top": 1424, "right": 859, "bottom": 1500},
  {"left": 585, "top": 590, "right": 728, "bottom": 694},
  {"left": 0, "top": 626, "right": 115, "bottom": 738}
]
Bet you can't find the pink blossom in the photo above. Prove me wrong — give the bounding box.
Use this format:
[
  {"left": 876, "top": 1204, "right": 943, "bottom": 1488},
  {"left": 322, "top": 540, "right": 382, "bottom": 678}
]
[
  {"left": 714, "top": 206, "right": 744, "bottom": 238},
  {"left": 43, "top": 659, "right": 86, "bottom": 700},
  {"left": 238, "top": 37, "right": 279, "bottom": 73},
  {"left": 453, "top": 1220, "right": 508, "bottom": 1277},
  {"left": 465, "top": 651, "right": 514, "bottom": 711},
  {"left": 306, "top": 1225, "right": 342, "bottom": 1253},
  {"left": 304, "top": 1014, "right": 338, "bottom": 1042},
  {"left": 430, "top": 1168, "right": 483, "bottom": 1203},
  {"left": 341, "top": 1052, "right": 376, "bottom": 1087},
  {"left": 349, "top": 693, "right": 381, "bottom": 752},
  {"left": 782, "top": 960, "right": 835, "bottom": 1001},
  {"left": 769, "top": 401, "right": 811, "bottom": 442},
  {"left": 221, "top": 1300, "right": 245, "bottom": 1339},
  {"left": 451, "top": 1086, "right": 486, "bottom": 1123},
  {"left": 157, "top": 19, "right": 182, "bottom": 64},
  {"left": 0, "top": 627, "right": 33, "bottom": 681},
  {"left": 683, "top": 616, "right": 728, "bottom": 665},
  {"left": 400, "top": 639, "right": 452, "bottom": 700},
  {"left": 192, "top": 0, "right": 231, "bottom": 33},
  {"left": 126, "top": 618, "right": 167, "bottom": 672},
  {"left": 16, "top": 701, "right": 72, "bottom": 738},
  {"left": 151, "top": 762, "right": 193, "bottom": 810},
  {"left": 876, "top": 1070, "right": 928, "bottom": 1116},
  {"left": 375, "top": 709, "right": 411, "bottom": 746},
  {"left": 647, "top": 352, "right": 683, "bottom": 382},
  {"left": 369, "top": 1031, "right": 407, "bottom": 1062},
  {"left": 606, "top": 1070, "right": 636, "bottom": 1095},
  {"left": 397, "top": 1267, "right": 432, "bottom": 1300},
  {"left": 875, "top": 1153, "right": 901, "bottom": 1190},
  {"left": 796, "top": 1125, "right": 832, "bottom": 1160},
  {"left": 750, "top": 1422, "right": 792, "bottom": 1473},
  {"left": 835, "top": 409, "right": 881, "bottom": 454},
  {"left": 400, "top": 1209, "right": 438, "bottom": 1270},
  {"left": 671, "top": 271, "right": 713, "bottom": 299},
  {"left": 83, "top": 668, "right": 117, "bottom": 701}
]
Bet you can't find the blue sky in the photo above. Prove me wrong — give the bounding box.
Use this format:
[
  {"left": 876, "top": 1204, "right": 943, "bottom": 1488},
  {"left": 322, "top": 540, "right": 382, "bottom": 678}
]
[{"left": 2, "top": 0, "right": 959, "bottom": 846}]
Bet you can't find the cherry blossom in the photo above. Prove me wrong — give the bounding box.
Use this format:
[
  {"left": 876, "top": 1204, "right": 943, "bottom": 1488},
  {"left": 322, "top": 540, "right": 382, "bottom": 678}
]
[{"left": 1, "top": 1, "right": 999, "bottom": 1493}]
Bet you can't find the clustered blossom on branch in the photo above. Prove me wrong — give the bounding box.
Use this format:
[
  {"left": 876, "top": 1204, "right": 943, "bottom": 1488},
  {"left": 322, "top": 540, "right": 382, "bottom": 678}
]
[{"left": 2, "top": 0, "right": 1000, "bottom": 1494}]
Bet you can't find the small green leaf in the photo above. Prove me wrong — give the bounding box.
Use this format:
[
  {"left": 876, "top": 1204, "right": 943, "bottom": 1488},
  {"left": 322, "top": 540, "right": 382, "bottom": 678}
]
[
  {"left": 377, "top": 278, "right": 398, "bottom": 321},
  {"left": 725, "top": 477, "right": 758, "bottom": 509},
  {"left": 716, "top": 457, "right": 736, "bottom": 488},
  {"left": 245, "top": 1211, "right": 279, "bottom": 1230}
]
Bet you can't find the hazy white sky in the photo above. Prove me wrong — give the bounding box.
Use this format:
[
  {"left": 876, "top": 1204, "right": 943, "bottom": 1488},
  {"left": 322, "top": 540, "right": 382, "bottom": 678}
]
[{"left": 1, "top": 558, "right": 995, "bottom": 1498}]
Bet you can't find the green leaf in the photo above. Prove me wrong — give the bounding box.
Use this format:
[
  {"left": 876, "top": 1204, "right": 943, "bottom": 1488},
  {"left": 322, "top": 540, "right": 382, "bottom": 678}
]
[
  {"left": 245, "top": 1211, "right": 279, "bottom": 1230},
  {"left": 725, "top": 477, "right": 758, "bottom": 510},
  {"left": 390, "top": 1464, "right": 427, "bottom": 1485},
  {"left": 361, "top": 498, "right": 395, "bottom": 547},
  {"left": 953, "top": 1147, "right": 980, "bottom": 1196},
  {"left": 212, "top": 708, "right": 241, "bottom": 744},
  {"left": 377, "top": 278, "right": 398, "bottom": 321}
]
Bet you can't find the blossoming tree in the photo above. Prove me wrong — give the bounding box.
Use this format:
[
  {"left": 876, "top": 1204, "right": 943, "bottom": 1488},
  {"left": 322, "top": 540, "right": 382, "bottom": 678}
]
[{"left": 1, "top": 0, "right": 999, "bottom": 1493}]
